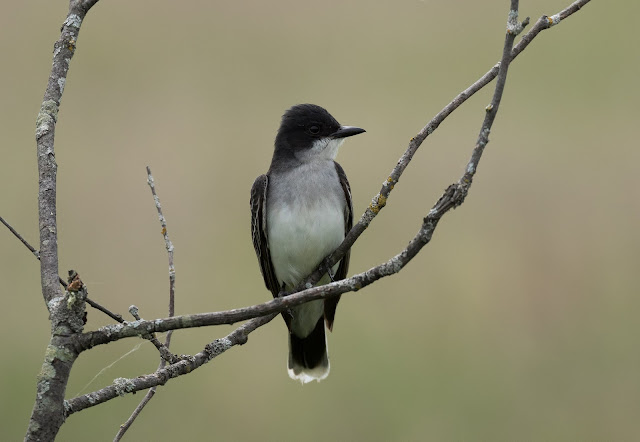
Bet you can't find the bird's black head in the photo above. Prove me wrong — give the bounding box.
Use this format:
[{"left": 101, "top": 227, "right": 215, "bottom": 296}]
[{"left": 272, "top": 104, "right": 365, "bottom": 168}]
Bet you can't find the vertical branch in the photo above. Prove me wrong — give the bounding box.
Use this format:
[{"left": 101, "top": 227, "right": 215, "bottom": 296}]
[
  {"left": 428, "top": 0, "right": 525, "bottom": 221},
  {"left": 145, "top": 166, "right": 177, "bottom": 339},
  {"left": 113, "top": 167, "right": 177, "bottom": 441},
  {"left": 465, "top": 0, "right": 523, "bottom": 185},
  {"left": 35, "top": 10, "right": 82, "bottom": 308},
  {"left": 26, "top": 1, "right": 100, "bottom": 441},
  {"left": 35, "top": 0, "right": 102, "bottom": 308}
]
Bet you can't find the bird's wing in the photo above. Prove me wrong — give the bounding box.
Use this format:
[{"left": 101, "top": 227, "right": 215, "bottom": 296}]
[
  {"left": 250, "top": 174, "right": 281, "bottom": 298},
  {"left": 324, "top": 161, "right": 353, "bottom": 330}
]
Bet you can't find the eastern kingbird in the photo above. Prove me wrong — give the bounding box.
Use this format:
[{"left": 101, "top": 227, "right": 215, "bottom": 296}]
[{"left": 250, "top": 104, "right": 365, "bottom": 383}]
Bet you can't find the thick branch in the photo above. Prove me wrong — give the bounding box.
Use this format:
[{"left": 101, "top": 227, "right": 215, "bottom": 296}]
[{"left": 26, "top": 1, "right": 100, "bottom": 441}]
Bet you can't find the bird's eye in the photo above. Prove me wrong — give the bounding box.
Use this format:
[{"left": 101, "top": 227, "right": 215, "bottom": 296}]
[{"left": 307, "top": 125, "right": 320, "bottom": 135}]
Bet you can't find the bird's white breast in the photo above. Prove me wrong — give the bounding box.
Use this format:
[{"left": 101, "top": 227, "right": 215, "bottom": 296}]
[{"left": 266, "top": 161, "right": 346, "bottom": 289}]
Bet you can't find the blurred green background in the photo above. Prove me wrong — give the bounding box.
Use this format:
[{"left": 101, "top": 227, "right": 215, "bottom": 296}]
[{"left": 2, "top": 0, "right": 638, "bottom": 440}]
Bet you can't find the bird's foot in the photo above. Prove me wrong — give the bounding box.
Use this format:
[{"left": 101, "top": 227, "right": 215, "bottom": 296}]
[{"left": 324, "top": 257, "right": 336, "bottom": 282}]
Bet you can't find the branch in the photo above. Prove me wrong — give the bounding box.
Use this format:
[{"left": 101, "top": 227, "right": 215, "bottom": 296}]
[
  {"left": 295, "top": 0, "right": 592, "bottom": 293},
  {"left": 0, "top": 215, "right": 40, "bottom": 259},
  {"left": 0, "top": 215, "right": 124, "bottom": 322},
  {"left": 86, "top": 298, "right": 125, "bottom": 323},
  {"left": 113, "top": 388, "right": 156, "bottom": 442},
  {"left": 113, "top": 168, "right": 179, "bottom": 441},
  {"left": 65, "top": 313, "right": 276, "bottom": 416},
  {"left": 144, "top": 166, "right": 176, "bottom": 331},
  {"left": 25, "top": 2, "right": 100, "bottom": 440}
]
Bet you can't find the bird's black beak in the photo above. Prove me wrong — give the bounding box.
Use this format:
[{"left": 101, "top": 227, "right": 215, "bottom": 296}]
[{"left": 330, "top": 126, "right": 366, "bottom": 139}]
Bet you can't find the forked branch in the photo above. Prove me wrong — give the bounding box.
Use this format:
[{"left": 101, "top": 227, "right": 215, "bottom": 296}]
[
  {"left": 12, "top": 0, "right": 593, "bottom": 439},
  {"left": 64, "top": 0, "right": 592, "bottom": 418}
]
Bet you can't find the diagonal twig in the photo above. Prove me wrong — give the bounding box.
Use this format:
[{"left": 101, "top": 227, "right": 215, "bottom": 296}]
[
  {"left": 1, "top": 214, "right": 124, "bottom": 322},
  {"left": 1, "top": 215, "right": 40, "bottom": 259}
]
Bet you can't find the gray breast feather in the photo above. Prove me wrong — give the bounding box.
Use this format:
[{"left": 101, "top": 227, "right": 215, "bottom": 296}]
[{"left": 266, "top": 161, "right": 346, "bottom": 288}]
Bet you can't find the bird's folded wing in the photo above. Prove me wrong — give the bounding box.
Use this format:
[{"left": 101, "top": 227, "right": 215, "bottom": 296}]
[{"left": 250, "top": 174, "right": 281, "bottom": 298}]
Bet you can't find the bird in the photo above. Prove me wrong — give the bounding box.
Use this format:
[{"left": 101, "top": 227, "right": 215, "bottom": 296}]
[{"left": 250, "top": 104, "right": 365, "bottom": 383}]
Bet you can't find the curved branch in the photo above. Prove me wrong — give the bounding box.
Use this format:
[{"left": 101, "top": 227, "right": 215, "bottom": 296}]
[
  {"left": 296, "top": 0, "right": 592, "bottom": 293},
  {"left": 26, "top": 2, "right": 100, "bottom": 441}
]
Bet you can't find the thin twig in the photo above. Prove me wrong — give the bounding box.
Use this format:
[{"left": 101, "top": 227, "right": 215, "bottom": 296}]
[
  {"left": 1, "top": 215, "right": 40, "bottom": 258},
  {"left": 145, "top": 166, "right": 176, "bottom": 330},
  {"left": 113, "top": 389, "right": 156, "bottom": 440},
  {"left": 1, "top": 214, "right": 125, "bottom": 322},
  {"left": 113, "top": 168, "right": 178, "bottom": 441},
  {"left": 86, "top": 298, "right": 124, "bottom": 323}
]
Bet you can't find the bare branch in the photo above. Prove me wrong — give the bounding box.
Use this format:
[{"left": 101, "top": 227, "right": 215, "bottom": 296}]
[
  {"left": 113, "top": 167, "right": 179, "bottom": 441},
  {"left": 25, "top": 2, "right": 100, "bottom": 440},
  {"left": 145, "top": 166, "right": 176, "bottom": 332},
  {"left": 113, "top": 389, "right": 157, "bottom": 442},
  {"left": 1, "top": 215, "right": 40, "bottom": 259},
  {"left": 295, "top": 0, "right": 592, "bottom": 293},
  {"left": 85, "top": 298, "right": 125, "bottom": 323},
  {"left": 66, "top": 314, "right": 276, "bottom": 416},
  {"left": 1, "top": 215, "right": 125, "bottom": 322}
]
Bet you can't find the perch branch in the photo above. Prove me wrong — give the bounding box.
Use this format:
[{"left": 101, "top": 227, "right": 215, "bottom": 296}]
[
  {"left": 294, "top": 0, "right": 592, "bottom": 293},
  {"left": 74, "top": 0, "right": 591, "bottom": 355}
]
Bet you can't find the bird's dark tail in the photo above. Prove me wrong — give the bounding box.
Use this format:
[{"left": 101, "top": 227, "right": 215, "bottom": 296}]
[{"left": 288, "top": 318, "right": 329, "bottom": 383}]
